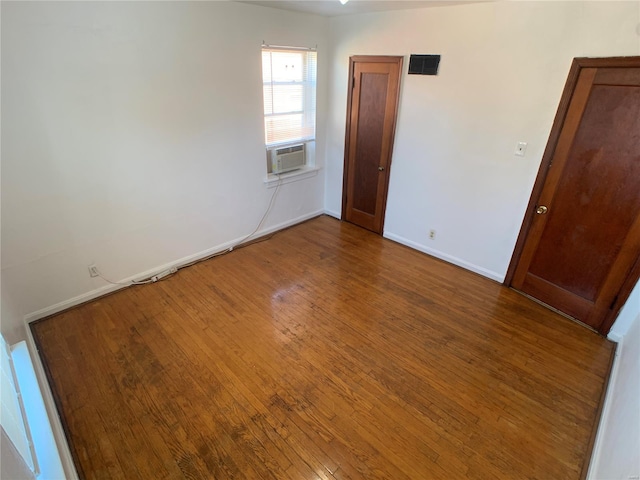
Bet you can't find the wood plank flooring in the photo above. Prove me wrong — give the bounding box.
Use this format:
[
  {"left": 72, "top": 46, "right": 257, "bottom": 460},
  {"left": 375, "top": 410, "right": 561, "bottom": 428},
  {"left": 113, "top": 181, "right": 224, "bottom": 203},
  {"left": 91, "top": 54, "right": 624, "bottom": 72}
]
[{"left": 31, "top": 215, "right": 615, "bottom": 479}]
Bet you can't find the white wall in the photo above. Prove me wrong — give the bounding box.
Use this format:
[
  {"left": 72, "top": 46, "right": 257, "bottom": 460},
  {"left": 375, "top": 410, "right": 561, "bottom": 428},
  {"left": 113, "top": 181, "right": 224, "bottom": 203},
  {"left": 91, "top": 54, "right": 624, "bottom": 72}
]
[
  {"left": 323, "top": 6, "right": 640, "bottom": 476},
  {"left": 590, "top": 309, "right": 640, "bottom": 480},
  {"left": 591, "top": 277, "right": 640, "bottom": 479},
  {"left": 1, "top": 1, "right": 329, "bottom": 343},
  {"left": 1, "top": 426, "right": 35, "bottom": 480},
  {"left": 324, "top": 1, "right": 640, "bottom": 281},
  {"left": 2, "top": 2, "right": 639, "bottom": 476},
  {"left": 610, "top": 278, "right": 640, "bottom": 341},
  {"left": 1, "top": 336, "right": 33, "bottom": 473}
]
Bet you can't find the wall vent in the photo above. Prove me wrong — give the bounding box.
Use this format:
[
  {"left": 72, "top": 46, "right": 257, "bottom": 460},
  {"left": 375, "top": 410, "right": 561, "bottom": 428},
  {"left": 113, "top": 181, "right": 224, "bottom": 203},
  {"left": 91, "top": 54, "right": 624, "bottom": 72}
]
[{"left": 408, "top": 55, "right": 441, "bottom": 75}]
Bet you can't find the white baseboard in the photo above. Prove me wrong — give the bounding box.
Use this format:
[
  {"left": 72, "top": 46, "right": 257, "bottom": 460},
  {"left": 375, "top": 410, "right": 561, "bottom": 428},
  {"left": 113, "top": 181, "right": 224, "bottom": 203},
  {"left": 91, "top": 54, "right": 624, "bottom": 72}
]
[
  {"left": 23, "top": 209, "right": 325, "bottom": 325},
  {"left": 586, "top": 338, "right": 623, "bottom": 480},
  {"left": 19, "top": 209, "right": 324, "bottom": 479},
  {"left": 24, "top": 328, "right": 80, "bottom": 480},
  {"left": 383, "top": 232, "right": 505, "bottom": 283},
  {"left": 324, "top": 208, "right": 341, "bottom": 219},
  {"left": 607, "top": 331, "right": 623, "bottom": 343}
]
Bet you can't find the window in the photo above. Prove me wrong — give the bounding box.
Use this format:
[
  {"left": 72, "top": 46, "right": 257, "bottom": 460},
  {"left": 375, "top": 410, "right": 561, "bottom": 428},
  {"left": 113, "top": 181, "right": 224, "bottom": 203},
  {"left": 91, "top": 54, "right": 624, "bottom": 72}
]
[
  {"left": 1, "top": 335, "right": 36, "bottom": 474},
  {"left": 262, "top": 47, "right": 317, "bottom": 147}
]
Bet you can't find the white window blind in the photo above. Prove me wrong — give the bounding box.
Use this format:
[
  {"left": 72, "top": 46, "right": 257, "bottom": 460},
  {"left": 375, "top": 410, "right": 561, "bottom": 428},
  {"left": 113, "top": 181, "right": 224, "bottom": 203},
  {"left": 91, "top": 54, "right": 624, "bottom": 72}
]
[{"left": 262, "top": 47, "right": 317, "bottom": 147}]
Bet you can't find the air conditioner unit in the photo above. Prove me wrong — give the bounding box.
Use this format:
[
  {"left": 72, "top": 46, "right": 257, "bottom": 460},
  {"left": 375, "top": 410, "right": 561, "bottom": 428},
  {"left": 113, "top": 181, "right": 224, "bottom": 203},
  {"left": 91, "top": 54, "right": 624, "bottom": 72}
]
[{"left": 270, "top": 144, "right": 306, "bottom": 174}]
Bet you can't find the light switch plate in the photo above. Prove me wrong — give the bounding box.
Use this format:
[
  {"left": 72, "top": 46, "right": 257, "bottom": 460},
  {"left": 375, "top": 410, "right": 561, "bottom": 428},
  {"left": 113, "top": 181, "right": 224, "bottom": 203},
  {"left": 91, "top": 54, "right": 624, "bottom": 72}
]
[{"left": 515, "top": 142, "right": 527, "bottom": 157}]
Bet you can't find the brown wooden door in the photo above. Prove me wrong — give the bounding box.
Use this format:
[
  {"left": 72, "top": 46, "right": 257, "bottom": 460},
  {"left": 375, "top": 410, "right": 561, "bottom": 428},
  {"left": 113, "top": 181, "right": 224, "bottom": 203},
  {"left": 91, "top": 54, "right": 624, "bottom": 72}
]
[
  {"left": 508, "top": 57, "right": 640, "bottom": 334},
  {"left": 342, "top": 56, "right": 403, "bottom": 234}
]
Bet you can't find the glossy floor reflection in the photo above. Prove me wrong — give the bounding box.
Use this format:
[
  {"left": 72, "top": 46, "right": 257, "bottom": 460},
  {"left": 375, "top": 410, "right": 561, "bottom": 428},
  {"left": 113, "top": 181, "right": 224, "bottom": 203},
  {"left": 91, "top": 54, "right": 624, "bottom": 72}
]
[{"left": 32, "top": 215, "right": 614, "bottom": 479}]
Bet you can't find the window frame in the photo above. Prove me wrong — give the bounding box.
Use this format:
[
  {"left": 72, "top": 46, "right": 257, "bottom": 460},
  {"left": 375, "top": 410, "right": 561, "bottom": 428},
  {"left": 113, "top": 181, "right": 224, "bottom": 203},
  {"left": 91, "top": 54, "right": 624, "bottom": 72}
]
[{"left": 261, "top": 46, "right": 317, "bottom": 148}]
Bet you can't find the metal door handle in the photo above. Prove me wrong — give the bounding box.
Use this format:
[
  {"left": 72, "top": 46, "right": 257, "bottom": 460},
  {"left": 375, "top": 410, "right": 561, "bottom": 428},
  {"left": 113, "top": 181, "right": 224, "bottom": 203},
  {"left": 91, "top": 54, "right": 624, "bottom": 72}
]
[
  {"left": 536, "top": 205, "right": 548, "bottom": 215},
  {"left": 378, "top": 166, "right": 385, "bottom": 171}
]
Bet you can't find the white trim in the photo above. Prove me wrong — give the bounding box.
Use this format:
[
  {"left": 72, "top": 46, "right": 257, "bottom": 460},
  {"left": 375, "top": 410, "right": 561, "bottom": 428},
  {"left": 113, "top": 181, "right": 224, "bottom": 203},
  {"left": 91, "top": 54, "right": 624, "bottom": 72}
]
[
  {"left": 324, "top": 209, "right": 341, "bottom": 219},
  {"left": 24, "top": 284, "right": 127, "bottom": 326},
  {"left": 586, "top": 338, "right": 623, "bottom": 480},
  {"left": 18, "top": 208, "right": 321, "bottom": 479},
  {"left": 264, "top": 166, "right": 320, "bottom": 188},
  {"left": 23, "top": 209, "right": 324, "bottom": 324},
  {"left": 383, "top": 232, "right": 505, "bottom": 283},
  {"left": 23, "top": 328, "right": 80, "bottom": 480},
  {"left": 11, "top": 342, "right": 66, "bottom": 479},
  {"left": 262, "top": 43, "right": 317, "bottom": 52},
  {"left": 607, "top": 331, "right": 623, "bottom": 343}
]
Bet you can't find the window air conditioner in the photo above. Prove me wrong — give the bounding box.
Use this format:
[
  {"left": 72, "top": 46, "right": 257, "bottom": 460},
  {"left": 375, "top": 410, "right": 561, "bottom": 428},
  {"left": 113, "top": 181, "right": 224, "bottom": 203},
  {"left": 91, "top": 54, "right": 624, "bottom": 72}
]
[{"left": 270, "top": 144, "right": 306, "bottom": 174}]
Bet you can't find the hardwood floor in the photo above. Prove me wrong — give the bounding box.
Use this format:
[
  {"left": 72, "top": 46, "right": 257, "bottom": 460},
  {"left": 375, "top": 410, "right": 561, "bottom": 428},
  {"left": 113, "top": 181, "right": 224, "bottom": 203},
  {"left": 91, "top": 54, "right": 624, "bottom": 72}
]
[{"left": 31, "top": 215, "right": 615, "bottom": 480}]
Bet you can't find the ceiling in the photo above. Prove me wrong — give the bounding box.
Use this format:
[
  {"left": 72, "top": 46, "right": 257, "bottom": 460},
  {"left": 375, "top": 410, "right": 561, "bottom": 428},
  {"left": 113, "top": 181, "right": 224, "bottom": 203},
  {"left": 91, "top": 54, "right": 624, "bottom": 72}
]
[{"left": 237, "top": 0, "right": 482, "bottom": 17}]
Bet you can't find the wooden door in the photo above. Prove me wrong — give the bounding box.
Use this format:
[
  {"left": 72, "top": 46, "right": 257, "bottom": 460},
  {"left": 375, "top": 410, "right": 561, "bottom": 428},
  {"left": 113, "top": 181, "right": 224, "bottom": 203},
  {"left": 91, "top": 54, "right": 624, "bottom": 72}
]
[
  {"left": 508, "top": 57, "right": 640, "bottom": 335},
  {"left": 342, "top": 56, "right": 403, "bottom": 234}
]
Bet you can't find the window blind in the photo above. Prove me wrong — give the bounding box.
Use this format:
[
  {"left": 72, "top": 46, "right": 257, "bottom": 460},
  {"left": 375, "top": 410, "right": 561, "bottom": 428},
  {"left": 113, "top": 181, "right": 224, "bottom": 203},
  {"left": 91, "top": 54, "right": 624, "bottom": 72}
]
[{"left": 262, "top": 47, "right": 317, "bottom": 147}]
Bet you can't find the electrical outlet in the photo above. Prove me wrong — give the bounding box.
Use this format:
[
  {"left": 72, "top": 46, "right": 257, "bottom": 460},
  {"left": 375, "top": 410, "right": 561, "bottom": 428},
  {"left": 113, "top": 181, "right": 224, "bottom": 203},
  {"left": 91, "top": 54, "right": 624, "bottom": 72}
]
[
  {"left": 429, "top": 229, "right": 436, "bottom": 240},
  {"left": 515, "top": 142, "right": 528, "bottom": 157},
  {"left": 88, "top": 264, "right": 99, "bottom": 278}
]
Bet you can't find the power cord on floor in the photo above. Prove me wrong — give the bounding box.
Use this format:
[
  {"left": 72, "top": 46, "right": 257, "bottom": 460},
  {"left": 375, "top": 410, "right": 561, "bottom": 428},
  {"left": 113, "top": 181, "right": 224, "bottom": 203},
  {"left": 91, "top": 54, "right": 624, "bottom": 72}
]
[
  {"left": 179, "top": 175, "right": 283, "bottom": 268},
  {"left": 95, "top": 266, "right": 179, "bottom": 286},
  {"left": 94, "top": 175, "right": 284, "bottom": 287}
]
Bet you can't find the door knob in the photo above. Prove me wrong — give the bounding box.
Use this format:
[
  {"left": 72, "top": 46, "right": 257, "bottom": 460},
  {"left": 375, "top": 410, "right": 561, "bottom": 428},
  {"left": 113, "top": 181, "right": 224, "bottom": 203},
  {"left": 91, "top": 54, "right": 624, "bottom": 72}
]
[
  {"left": 536, "top": 205, "right": 548, "bottom": 215},
  {"left": 378, "top": 166, "right": 385, "bottom": 171}
]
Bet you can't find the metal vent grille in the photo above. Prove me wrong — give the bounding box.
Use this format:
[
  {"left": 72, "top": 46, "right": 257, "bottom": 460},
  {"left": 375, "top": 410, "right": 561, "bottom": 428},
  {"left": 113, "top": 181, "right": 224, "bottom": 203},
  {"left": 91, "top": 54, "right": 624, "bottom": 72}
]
[{"left": 408, "top": 55, "right": 441, "bottom": 75}]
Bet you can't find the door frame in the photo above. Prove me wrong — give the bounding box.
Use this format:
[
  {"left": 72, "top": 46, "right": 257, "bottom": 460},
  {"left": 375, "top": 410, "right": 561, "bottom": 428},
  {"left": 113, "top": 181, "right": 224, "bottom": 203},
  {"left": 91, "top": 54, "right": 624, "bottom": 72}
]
[
  {"left": 505, "top": 56, "right": 640, "bottom": 335},
  {"left": 341, "top": 55, "right": 403, "bottom": 234}
]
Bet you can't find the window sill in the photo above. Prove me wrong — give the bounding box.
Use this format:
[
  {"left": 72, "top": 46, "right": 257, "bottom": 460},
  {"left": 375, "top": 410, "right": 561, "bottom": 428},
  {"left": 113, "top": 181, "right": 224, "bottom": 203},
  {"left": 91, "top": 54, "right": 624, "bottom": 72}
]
[{"left": 264, "top": 166, "right": 320, "bottom": 188}]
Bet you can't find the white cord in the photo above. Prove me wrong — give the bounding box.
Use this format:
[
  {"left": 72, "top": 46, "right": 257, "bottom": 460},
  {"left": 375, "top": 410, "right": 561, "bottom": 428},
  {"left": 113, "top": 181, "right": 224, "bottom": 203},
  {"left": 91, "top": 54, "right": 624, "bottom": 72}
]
[
  {"left": 95, "top": 269, "right": 156, "bottom": 286},
  {"left": 229, "top": 175, "right": 282, "bottom": 251},
  {"left": 93, "top": 175, "right": 283, "bottom": 287},
  {"left": 95, "top": 267, "right": 178, "bottom": 286}
]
